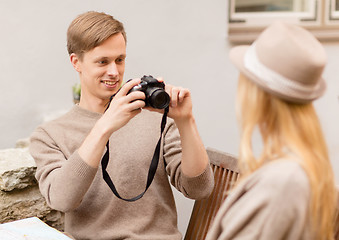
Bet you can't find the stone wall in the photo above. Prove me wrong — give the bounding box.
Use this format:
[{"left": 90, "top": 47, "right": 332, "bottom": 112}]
[{"left": 0, "top": 138, "right": 64, "bottom": 231}]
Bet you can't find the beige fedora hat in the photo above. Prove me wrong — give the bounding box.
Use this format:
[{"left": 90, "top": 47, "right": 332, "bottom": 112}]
[{"left": 229, "top": 21, "right": 327, "bottom": 103}]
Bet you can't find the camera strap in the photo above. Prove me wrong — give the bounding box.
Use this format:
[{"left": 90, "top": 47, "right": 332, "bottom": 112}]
[{"left": 101, "top": 107, "right": 169, "bottom": 202}]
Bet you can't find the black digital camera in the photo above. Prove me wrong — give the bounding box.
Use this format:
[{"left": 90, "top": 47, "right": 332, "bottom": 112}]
[{"left": 128, "top": 75, "right": 170, "bottom": 109}]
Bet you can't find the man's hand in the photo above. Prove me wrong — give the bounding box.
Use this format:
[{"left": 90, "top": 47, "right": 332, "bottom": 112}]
[
  {"left": 165, "top": 84, "right": 193, "bottom": 123},
  {"left": 100, "top": 78, "right": 146, "bottom": 134},
  {"left": 144, "top": 77, "right": 194, "bottom": 124}
]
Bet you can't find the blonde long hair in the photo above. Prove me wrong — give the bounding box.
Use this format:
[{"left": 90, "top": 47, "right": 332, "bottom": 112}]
[{"left": 237, "top": 73, "right": 337, "bottom": 239}]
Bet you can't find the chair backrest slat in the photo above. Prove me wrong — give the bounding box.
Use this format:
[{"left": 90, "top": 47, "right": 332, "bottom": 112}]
[{"left": 184, "top": 147, "right": 240, "bottom": 240}]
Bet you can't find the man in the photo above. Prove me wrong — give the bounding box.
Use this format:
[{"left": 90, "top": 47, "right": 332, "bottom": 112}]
[{"left": 30, "top": 11, "right": 214, "bottom": 240}]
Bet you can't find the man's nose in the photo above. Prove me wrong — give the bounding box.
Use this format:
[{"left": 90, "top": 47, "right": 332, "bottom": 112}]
[{"left": 107, "top": 63, "right": 118, "bottom": 76}]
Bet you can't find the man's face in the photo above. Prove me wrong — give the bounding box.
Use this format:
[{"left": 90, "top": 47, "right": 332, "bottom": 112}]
[{"left": 72, "top": 33, "right": 126, "bottom": 105}]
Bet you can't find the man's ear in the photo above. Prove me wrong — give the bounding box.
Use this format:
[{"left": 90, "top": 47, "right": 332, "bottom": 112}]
[{"left": 70, "top": 53, "right": 81, "bottom": 72}]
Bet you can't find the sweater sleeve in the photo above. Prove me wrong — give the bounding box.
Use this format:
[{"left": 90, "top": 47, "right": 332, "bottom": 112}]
[
  {"left": 29, "top": 127, "right": 98, "bottom": 212},
  {"left": 162, "top": 119, "right": 214, "bottom": 200},
  {"left": 206, "top": 161, "right": 311, "bottom": 240}
]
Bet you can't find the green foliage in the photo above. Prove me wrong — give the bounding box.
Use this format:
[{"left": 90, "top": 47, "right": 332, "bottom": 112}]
[{"left": 72, "top": 83, "right": 81, "bottom": 100}]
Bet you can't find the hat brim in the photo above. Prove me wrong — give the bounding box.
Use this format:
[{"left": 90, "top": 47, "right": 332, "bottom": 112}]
[{"left": 229, "top": 45, "right": 326, "bottom": 104}]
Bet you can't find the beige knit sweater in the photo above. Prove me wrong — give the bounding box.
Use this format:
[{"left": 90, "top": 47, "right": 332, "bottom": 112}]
[
  {"left": 206, "top": 160, "right": 314, "bottom": 240},
  {"left": 29, "top": 105, "right": 214, "bottom": 240}
]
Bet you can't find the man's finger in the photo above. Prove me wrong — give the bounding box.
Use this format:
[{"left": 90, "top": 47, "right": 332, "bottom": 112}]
[{"left": 116, "top": 78, "right": 141, "bottom": 96}]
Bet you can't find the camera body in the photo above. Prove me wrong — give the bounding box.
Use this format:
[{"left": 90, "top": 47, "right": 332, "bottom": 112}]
[{"left": 128, "top": 75, "right": 170, "bottom": 109}]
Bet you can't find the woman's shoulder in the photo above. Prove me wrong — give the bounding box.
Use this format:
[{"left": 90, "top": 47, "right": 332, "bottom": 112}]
[
  {"left": 261, "top": 159, "right": 307, "bottom": 178},
  {"left": 259, "top": 160, "right": 309, "bottom": 187},
  {"left": 244, "top": 159, "right": 311, "bottom": 203}
]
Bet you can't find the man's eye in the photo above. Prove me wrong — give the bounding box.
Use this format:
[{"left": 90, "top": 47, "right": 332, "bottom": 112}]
[
  {"left": 116, "top": 58, "right": 125, "bottom": 64},
  {"left": 98, "top": 60, "right": 108, "bottom": 64}
]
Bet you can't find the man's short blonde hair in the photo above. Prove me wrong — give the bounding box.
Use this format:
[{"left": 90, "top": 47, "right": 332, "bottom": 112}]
[{"left": 67, "top": 11, "right": 126, "bottom": 60}]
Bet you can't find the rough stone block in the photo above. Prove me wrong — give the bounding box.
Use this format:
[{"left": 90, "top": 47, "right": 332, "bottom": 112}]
[
  {"left": 0, "top": 185, "right": 64, "bottom": 231},
  {"left": 0, "top": 147, "right": 65, "bottom": 231},
  {"left": 0, "top": 148, "right": 36, "bottom": 191}
]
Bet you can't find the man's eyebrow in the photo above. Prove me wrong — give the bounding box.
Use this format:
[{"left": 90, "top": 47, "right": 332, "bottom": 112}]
[
  {"left": 93, "top": 56, "right": 108, "bottom": 61},
  {"left": 94, "top": 54, "right": 126, "bottom": 61}
]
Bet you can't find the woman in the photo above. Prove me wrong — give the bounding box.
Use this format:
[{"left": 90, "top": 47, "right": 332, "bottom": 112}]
[{"left": 206, "top": 21, "right": 337, "bottom": 240}]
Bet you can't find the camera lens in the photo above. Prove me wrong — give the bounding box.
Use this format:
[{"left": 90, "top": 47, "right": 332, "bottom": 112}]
[{"left": 148, "top": 89, "right": 170, "bottom": 109}]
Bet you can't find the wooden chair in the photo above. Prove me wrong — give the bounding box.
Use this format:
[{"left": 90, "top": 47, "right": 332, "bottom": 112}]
[{"left": 184, "top": 147, "right": 240, "bottom": 240}]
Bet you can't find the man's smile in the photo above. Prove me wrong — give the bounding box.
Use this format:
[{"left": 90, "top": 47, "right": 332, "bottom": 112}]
[{"left": 101, "top": 80, "right": 119, "bottom": 88}]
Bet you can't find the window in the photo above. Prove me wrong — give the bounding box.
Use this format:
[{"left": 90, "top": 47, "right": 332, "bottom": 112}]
[
  {"left": 228, "top": 0, "right": 339, "bottom": 43},
  {"left": 329, "top": 0, "right": 339, "bottom": 21}
]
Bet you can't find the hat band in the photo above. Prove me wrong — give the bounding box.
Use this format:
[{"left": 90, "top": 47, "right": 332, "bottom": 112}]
[{"left": 243, "top": 43, "right": 321, "bottom": 99}]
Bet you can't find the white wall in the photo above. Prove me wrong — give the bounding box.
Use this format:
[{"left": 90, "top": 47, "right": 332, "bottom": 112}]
[{"left": 1, "top": 0, "right": 338, "bottom": 235}]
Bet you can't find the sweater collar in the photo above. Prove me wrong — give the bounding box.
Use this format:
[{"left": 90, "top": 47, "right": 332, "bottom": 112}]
[{"left": 72, "top": 104, "right": 103, "bottom": 119}]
